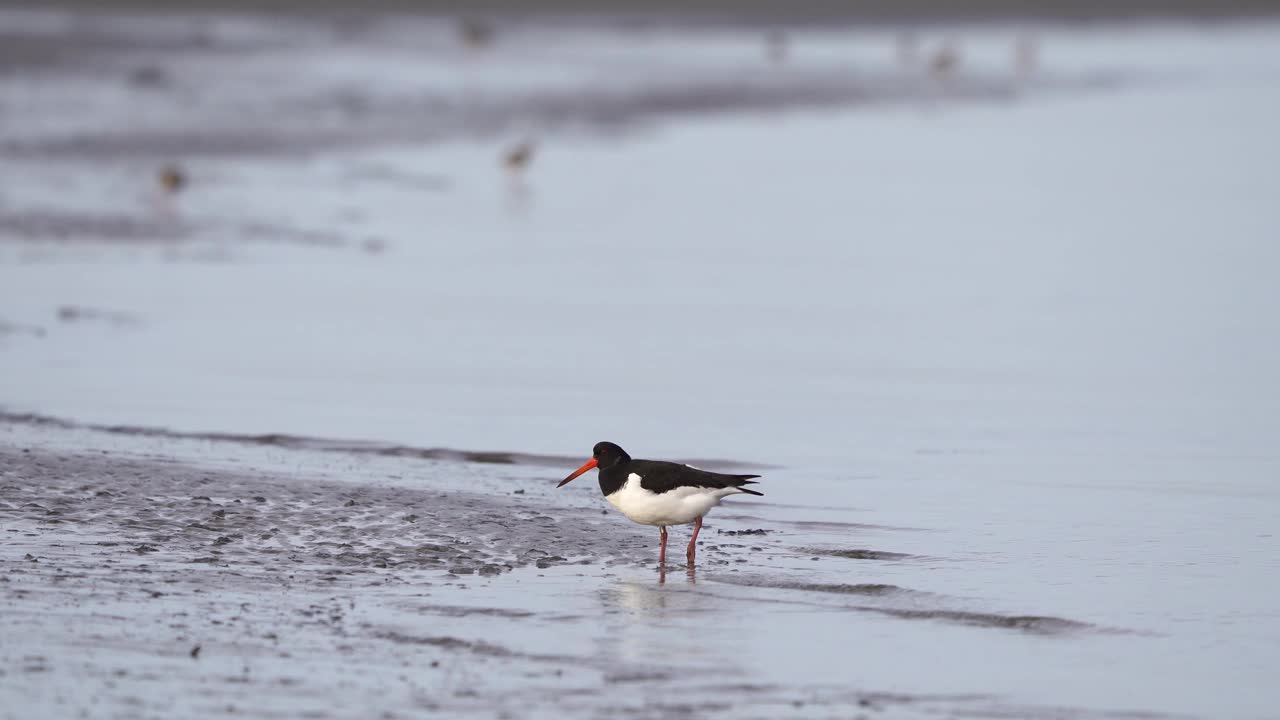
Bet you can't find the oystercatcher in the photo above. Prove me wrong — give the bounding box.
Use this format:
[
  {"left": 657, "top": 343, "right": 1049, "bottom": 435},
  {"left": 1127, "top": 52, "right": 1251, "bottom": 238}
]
[
  {"left": 557, "top": 442, "right": 763, "bottom": 566},
  {"left": 503, "top": 140, "right": 535, "bottom": 174},
  {"left": 930, "top": 42, "right": 961, "bottom": 79},
  {"left": 157, "top": 164, "right": 186, "bottom": 194}
]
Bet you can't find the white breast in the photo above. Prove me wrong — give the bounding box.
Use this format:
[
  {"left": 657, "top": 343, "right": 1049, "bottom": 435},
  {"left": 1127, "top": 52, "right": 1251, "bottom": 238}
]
[{"left": 604, "top": 473, "right": 743, "bottom": 527}]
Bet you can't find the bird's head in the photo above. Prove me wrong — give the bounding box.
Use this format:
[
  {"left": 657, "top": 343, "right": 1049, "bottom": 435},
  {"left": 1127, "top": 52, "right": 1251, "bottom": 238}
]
[{"left": 557, "top": 441, "right": 630, "bottom": 487}]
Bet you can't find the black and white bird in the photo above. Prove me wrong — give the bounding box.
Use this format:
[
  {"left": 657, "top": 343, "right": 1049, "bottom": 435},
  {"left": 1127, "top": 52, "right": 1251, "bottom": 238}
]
[{"left": 557, "top": 441, "right": 763, "bottom": 565}]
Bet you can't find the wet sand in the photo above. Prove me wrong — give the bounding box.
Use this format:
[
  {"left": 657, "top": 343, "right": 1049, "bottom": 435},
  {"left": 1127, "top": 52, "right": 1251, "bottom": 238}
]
[
  {"left": 2, "top": 420, "right": 1154, "bottom": 720},
  {"left": 1, "top": 424, "right": 677, "bottom": 719}
]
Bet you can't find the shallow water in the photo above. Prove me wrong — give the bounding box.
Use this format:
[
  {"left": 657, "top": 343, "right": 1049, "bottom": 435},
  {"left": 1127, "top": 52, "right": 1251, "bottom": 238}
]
[{"left": 2, "top": 9, "right": 1279, "bottom": 720}]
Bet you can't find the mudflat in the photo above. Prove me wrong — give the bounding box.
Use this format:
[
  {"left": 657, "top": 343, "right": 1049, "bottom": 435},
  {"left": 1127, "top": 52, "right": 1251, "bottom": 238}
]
[
  {"left": 3, "top": 6, "right": 1278, "bottom": 719},
  {"left": 2, "top": 422, "right": 1136, "bottom": 719}
]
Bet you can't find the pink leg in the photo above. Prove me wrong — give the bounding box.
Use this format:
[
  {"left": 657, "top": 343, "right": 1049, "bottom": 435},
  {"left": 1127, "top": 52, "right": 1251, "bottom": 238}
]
[
  {"left": 659, "top": 526, "right": 668, "bottom": 566},
  {"left": 686, "top": 516, "right": 703, "bottom": 564}
]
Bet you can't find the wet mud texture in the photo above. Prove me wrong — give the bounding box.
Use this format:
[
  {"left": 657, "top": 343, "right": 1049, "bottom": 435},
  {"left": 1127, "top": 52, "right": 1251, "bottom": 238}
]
[
  {"left": 0, "top": 446, "right": 651, "bottom": 577},
  {"left": 0, "top": 443, "right": 1039, "bottom": 720},
  {"left": 0, "top": 445, "right": 670, "bottom": 719},
  {"left": 1, "top": 441, "right": 1161, "bottom": 719}
]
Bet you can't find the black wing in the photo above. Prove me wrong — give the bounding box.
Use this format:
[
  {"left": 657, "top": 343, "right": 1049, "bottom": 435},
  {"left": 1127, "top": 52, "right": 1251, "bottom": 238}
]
[{"left": 631, "top": 460, "right": 763, "bottom": 496}]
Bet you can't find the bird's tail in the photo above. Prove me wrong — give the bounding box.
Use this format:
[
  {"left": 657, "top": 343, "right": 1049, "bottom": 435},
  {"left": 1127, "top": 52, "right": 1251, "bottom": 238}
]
[{"left": 732, "top": 475, "right": 763, "bottom": 496}]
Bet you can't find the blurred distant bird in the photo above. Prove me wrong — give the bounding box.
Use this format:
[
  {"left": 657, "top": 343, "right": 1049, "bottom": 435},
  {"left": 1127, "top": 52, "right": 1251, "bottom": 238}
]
[
  {"left": 1015, "top": 34, "right": 1039, "bottom": 77},
  {"left": 557, "top": 442, "right": 763, "bottom": 566},
  {"left": 765, "top": 29, "right": 788, "bottom": 65},
  {"left": 158, "top": 165, "right": 186, "bottom": 194},
  {"left": 503, "top": 141, "right": 535, "bottom": 174},
  {"left": 930, "top": 43, "right": 961, "bottom": 79},
  {"left": 459, "top": 18, "right": 494, "bottom": 49}
]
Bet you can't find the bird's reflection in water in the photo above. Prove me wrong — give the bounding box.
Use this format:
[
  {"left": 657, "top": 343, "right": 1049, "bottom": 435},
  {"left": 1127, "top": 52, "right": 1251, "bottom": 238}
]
[
  {"left": 503, "top": 176, "right": 532, "bottom": 218},
  {"left": 603, "top": 568, "right": 706, "bottom": 665},
  {"left": 609, "top": 567, "right": 695, "bottom": 614},
  {"left": 657, "top": 564, "right": 696, "bottom": 585}
]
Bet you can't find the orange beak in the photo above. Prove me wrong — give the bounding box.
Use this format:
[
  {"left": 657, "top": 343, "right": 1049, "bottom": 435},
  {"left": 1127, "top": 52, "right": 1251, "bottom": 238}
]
[{"left": 557, "top": 457, "right": 598, "bottom": 487}]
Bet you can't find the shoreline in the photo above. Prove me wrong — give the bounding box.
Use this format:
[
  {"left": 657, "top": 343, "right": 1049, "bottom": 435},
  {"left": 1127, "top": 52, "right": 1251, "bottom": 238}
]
[{"left": 0, "top": 410, "right": 778, "bottom": 472}]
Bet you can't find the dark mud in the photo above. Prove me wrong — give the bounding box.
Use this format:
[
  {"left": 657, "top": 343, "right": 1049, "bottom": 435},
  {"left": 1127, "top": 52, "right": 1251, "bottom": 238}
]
[
  {"left": 0, "top": 320, "right": 47, "bottom": 338},
  {"left": 0, "top": 446, "right": 651, "bottom": 575},
  {"left": 777, "top": 518, "right": 927, "bottom": 532},
  {"left": 710, "top": 575, "right": 1106, "bottom": 635},
  {"left": 56, "top": 305, "right": 140, "bottom": 325},
  {"left": 0, "top": 210, "right": 189, "bottom": 244},
  {"left": 800, "top": 546, "right": 917, "bottom": 560},
  {"left": 0, "top": 209, "right": 372, "bottom": 253},
  {"left": 864, "top": 607, "right": 1100, "bottom": 635},
  {"left": 762, "top": 580, "right": 923, "bottom": 596},
  {"left": 0, "top": 410, "right": 772, "bottom": 471}
]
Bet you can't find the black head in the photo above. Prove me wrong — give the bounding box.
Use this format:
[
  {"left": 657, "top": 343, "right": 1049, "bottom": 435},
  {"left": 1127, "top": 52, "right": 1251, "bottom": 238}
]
[
  {"left": 557, "top": 441, "right": 631, "bottom": 488},
  {"left": 591, "top": 441, "right": 630, "bottom": 469}
]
